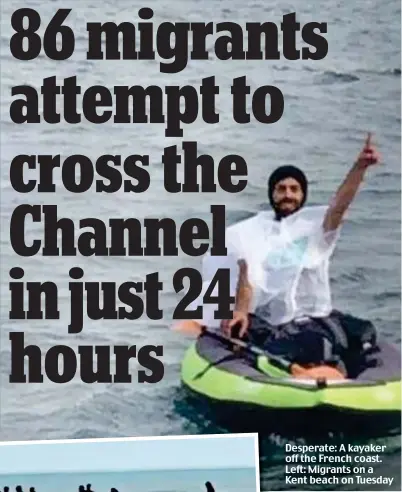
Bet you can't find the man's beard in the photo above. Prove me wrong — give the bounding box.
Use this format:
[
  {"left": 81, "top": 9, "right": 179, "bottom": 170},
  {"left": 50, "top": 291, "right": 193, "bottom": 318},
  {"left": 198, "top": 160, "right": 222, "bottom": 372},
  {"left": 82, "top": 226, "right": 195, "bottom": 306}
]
[{"left": 273, "top": 199, "right": 301, "bottom": 220}]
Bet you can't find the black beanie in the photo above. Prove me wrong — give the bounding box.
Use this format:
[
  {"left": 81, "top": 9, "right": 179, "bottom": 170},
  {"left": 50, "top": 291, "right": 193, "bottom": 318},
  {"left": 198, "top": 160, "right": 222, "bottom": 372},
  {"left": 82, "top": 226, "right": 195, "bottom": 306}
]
[{"left": 267, "top": 165, "right": 308, "bottom": 208}]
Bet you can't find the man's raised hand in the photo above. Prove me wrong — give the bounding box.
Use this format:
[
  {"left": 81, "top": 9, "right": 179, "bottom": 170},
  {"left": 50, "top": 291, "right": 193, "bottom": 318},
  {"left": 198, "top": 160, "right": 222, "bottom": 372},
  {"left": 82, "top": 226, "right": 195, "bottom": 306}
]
[{"left": 356, "top": 132, "right": 381, "bottom": 168}]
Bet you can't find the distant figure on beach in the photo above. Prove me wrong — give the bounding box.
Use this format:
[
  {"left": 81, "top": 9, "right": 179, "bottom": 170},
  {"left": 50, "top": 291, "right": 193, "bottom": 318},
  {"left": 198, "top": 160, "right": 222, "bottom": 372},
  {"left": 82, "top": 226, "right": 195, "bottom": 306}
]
[
  {"left": 86, "top": 484, "right": 93, "bottom": 492},
  {"left": 205, "top": 481, "right": 215, "bottom": 492},
  {"left": 110, "top": 488, "right": 119, "bottom": 492},
  {"left": 79, "top": 487, "right": 85, "bottom": 492},
  {"left": 3, "top": 487, "right": 9, "bottom": 492},
  {"left": 16, "top": 486, "right": 22, "bottom": 492},
  {"left": 29, "top": 488, "right": 36, "bottom": 492}
]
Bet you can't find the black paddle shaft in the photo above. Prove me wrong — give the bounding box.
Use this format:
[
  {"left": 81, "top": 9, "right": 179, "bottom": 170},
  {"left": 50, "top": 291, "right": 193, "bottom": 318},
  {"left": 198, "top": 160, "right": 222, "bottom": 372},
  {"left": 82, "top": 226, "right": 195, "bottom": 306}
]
[{"left": 199, "top": 326, "right": 292, "bottom": 371}]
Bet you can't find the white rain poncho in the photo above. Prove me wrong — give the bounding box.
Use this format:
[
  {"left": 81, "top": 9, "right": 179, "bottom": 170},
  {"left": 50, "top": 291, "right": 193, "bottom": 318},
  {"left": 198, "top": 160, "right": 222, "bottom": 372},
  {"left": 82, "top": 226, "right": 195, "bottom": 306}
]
[{"left": 190, "top": 205, "right": 341, "bottom": 328}]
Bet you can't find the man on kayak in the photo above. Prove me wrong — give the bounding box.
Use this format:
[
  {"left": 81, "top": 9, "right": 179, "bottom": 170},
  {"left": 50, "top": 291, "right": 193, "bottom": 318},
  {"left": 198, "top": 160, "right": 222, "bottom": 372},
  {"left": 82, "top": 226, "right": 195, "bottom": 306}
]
[{"left": 191, "top": 133, "right": 381, "bottom": 376}]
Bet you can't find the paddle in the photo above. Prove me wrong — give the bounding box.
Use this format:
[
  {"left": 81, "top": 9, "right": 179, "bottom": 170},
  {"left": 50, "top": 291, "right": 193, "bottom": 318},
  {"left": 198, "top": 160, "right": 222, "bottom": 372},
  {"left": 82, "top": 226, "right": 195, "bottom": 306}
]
[
  {"left": 200, "top": 326, "right": 295, "bottom": 373},
  {"left": 173, "top": 320, "right": 342, "bottom": 379}
]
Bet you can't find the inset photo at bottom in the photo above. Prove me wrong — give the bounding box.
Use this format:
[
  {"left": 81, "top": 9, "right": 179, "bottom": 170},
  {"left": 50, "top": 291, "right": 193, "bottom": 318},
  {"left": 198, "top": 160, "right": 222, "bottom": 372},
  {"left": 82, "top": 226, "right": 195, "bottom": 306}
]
[{"left": 0, "top": 433, "right": 260, "bottom": 492}]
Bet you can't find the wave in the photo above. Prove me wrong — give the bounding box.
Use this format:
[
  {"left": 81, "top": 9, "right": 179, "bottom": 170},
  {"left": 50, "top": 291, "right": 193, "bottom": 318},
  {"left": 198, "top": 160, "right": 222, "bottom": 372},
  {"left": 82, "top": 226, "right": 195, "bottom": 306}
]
[
  {"left": 374, "top": 291, "right": 401, "bottom": 302},
  {"left": 301, "top": 66, "right": 400, "bottom": 78},
  {"left": 316, "top": 71, "right": 360, "bottom": 85},
  {"left": 335, "top": 267, "right": 368, "bottom": 283},
  {"left": 356, "top": 67, "right": 401, "bottom": 76}
]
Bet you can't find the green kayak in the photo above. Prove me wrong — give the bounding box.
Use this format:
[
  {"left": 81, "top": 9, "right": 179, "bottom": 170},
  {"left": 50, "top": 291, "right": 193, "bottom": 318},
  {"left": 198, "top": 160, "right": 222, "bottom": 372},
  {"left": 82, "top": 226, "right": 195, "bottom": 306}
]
[{"left": 180, "top": 331, "right": 401, "bottom": 434}]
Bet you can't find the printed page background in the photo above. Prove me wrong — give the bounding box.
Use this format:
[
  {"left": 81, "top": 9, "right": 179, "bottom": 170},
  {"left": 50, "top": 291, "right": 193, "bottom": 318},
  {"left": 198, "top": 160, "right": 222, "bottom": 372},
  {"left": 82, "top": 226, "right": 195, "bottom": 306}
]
[{"left": 0, "top": 0, "right": 400, "bottom": 490}]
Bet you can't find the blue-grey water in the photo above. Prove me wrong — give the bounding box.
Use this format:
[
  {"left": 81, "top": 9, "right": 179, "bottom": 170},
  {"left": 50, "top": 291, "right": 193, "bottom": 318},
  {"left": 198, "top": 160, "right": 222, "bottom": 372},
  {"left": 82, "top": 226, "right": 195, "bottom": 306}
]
[
  {"left": 0, "top": 468, "right": 255, "bottom": 492},
  {"left": 0, "top": 0, "right": 400, "bottom": 490}
]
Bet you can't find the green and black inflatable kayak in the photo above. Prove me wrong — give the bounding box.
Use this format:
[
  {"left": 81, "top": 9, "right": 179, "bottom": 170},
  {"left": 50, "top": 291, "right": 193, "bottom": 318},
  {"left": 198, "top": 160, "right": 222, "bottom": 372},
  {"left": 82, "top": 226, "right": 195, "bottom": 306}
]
[{"left": 180, "top": 331, "right": 401, "bottom": 434}]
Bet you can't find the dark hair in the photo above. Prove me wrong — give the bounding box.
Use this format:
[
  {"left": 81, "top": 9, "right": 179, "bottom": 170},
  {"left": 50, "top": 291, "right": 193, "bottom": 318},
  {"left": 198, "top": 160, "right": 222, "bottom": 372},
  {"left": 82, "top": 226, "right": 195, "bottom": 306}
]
[{"left": 267, "top": 165, "right": 308, "bottom": 208}]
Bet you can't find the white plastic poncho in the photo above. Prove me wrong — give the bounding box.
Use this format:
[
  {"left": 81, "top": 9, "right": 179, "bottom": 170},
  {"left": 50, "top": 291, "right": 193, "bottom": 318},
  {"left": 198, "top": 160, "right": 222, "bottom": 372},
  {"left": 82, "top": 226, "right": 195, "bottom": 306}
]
[{"left": 189, "top": 205, "right": 341, "bottom": 328}]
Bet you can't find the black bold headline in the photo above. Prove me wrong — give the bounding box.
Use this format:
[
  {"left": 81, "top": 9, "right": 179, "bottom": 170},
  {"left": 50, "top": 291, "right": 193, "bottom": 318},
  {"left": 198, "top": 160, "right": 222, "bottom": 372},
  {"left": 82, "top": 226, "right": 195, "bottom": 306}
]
[{"left": 7, "top": 7, "right": 328, "bottom": 384}]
